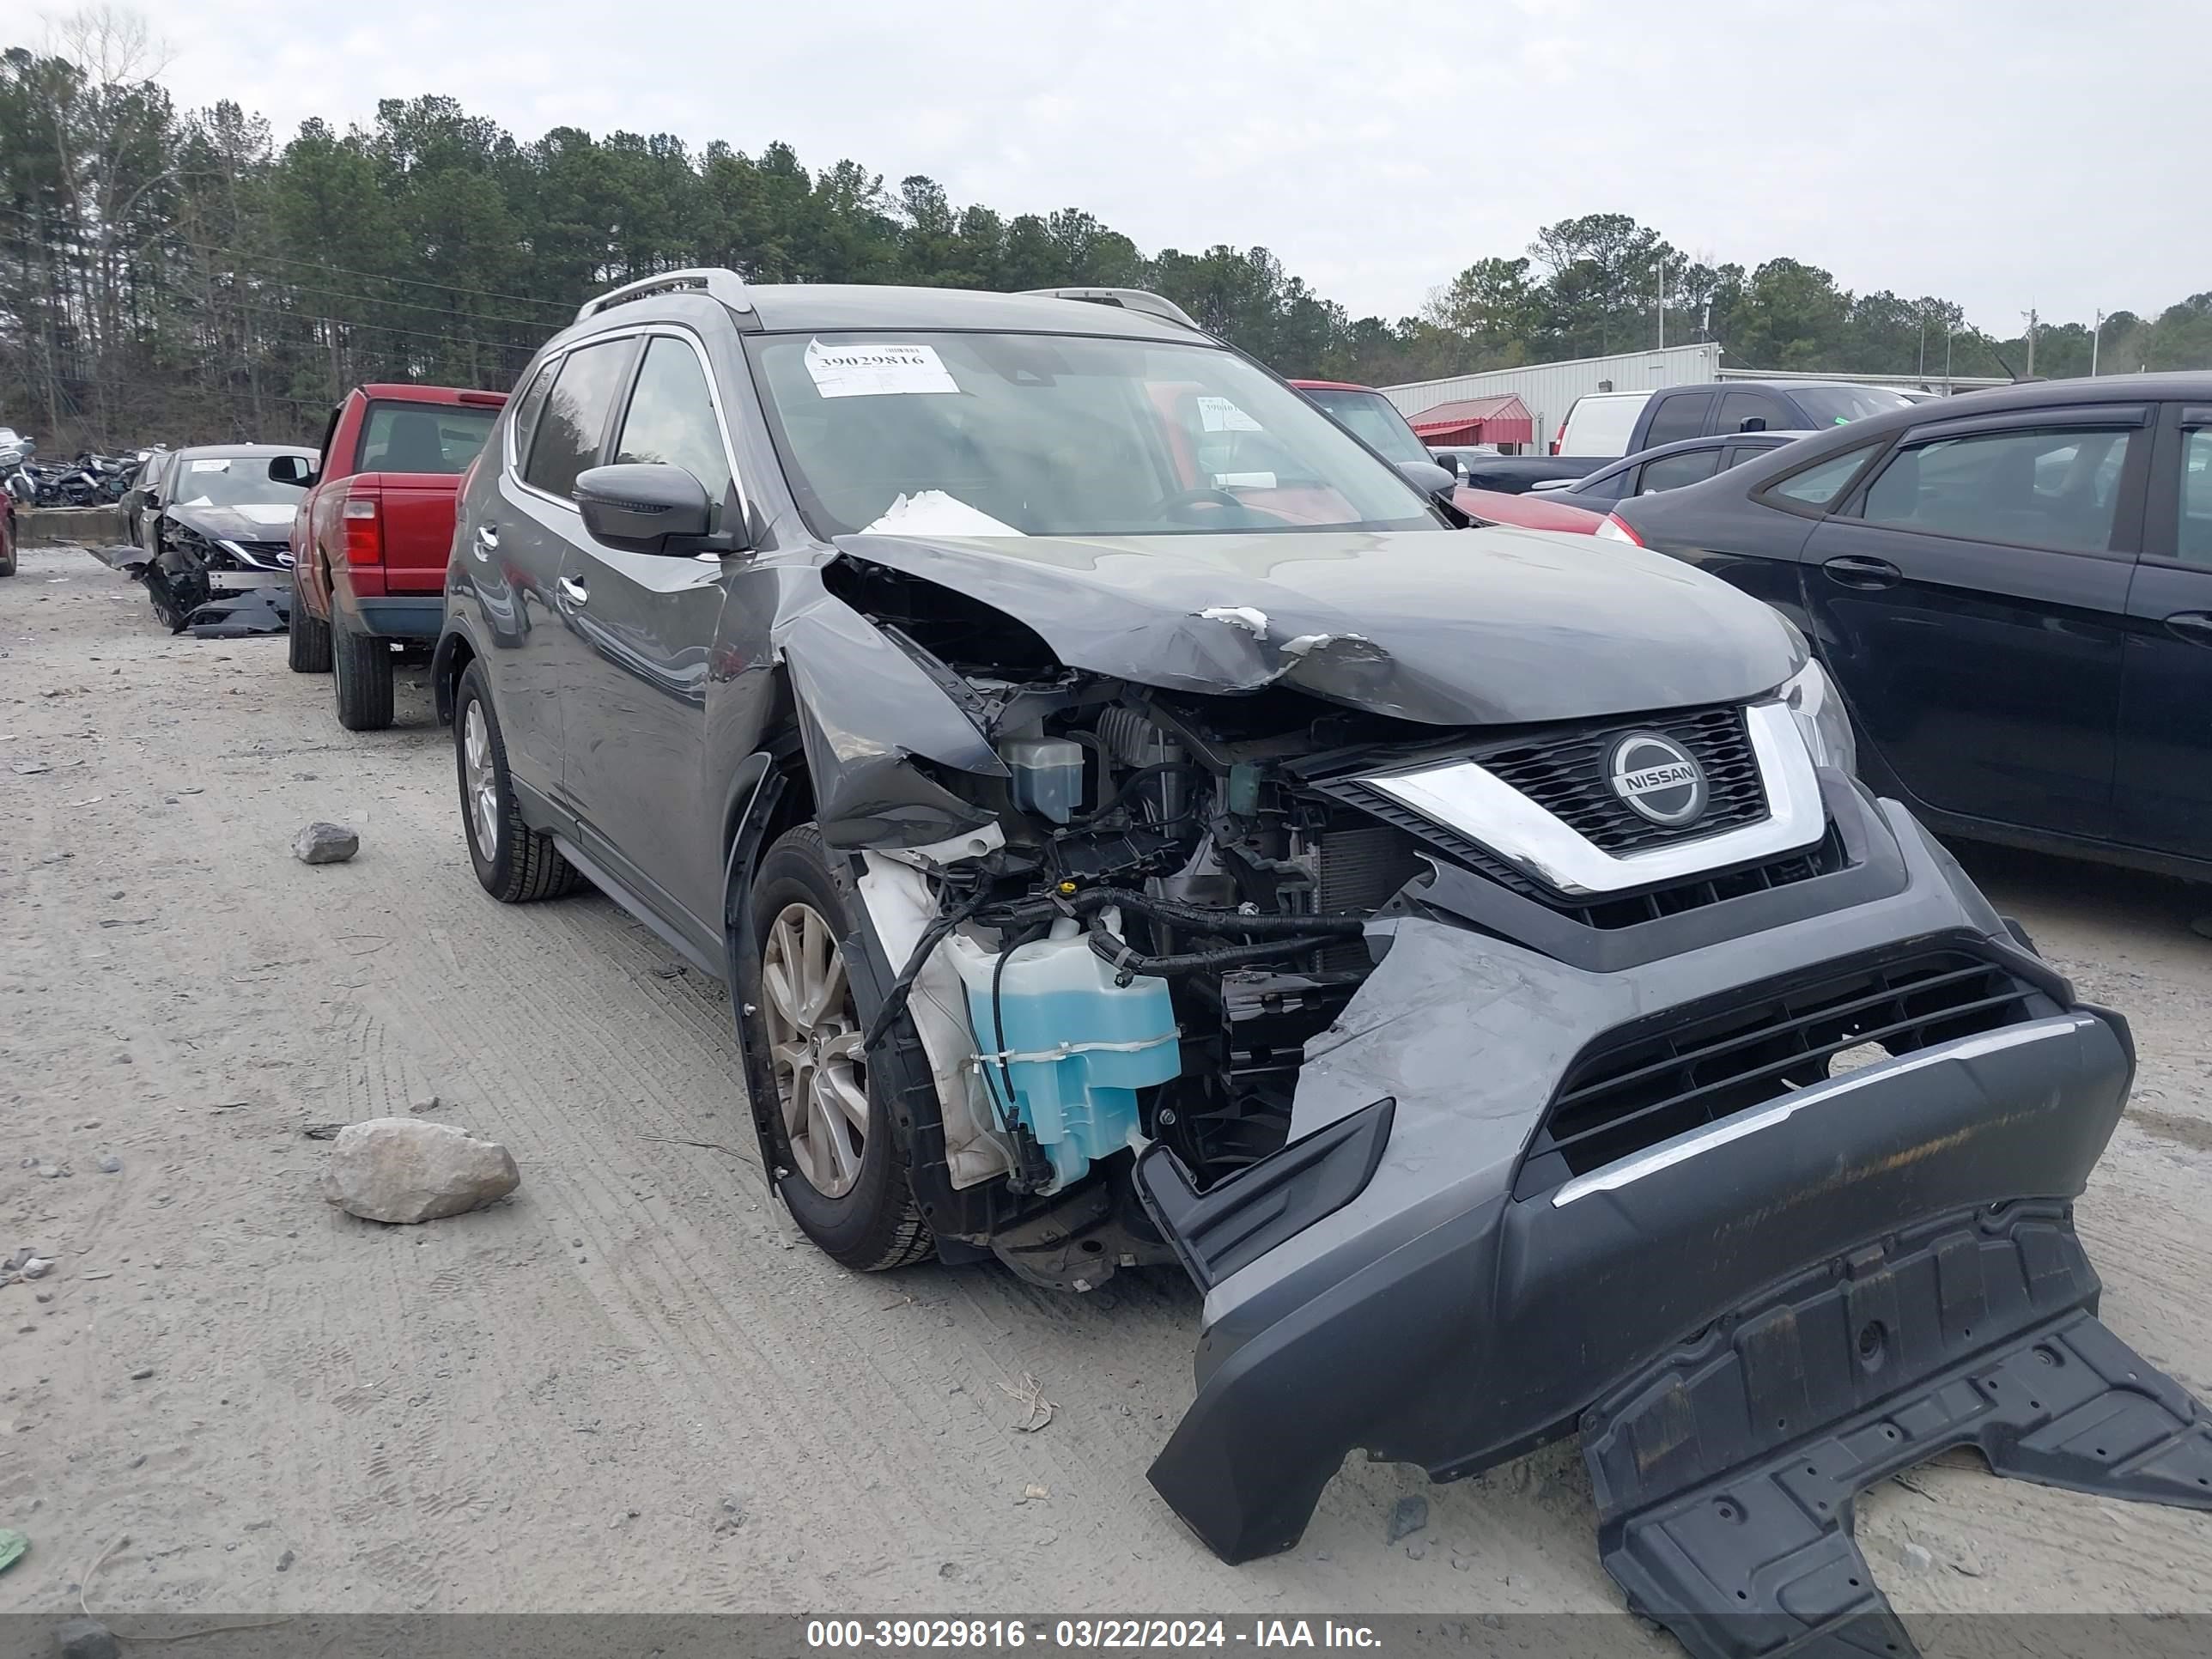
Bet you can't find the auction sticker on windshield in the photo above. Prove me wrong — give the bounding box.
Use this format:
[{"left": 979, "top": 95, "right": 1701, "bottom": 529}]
[
  {"left": 190, "top": 458, "right": 233, "bottom": 471},
  {"left": 1196, "top": 395, "right": 1261, "bottom": 432},
  {"left": 805, "top": 338, "right": 959, "bottom": 398}
]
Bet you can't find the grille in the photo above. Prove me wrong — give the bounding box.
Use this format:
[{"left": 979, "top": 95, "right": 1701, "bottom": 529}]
[
  {"left": 1474, "top": 704, "right": 1766, "bottom": 853},
  {"left": 1317, "top": 780, "right": 1842, "bottom": 931},
  {"left": 1512, "top": 949, "right": 2045, "bottom": 1199}
]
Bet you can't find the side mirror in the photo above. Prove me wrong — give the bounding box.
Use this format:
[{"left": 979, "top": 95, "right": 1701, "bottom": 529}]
[
  {"left": 268, "top": 454, "right": 317, "bottom": 487},
  {"left": 1395, "top": 459, "right": 1458, "bottom": 501},
  {"left": 575, "top": 462, "right": 729, "bottom": 555},
  {"left": 1738, "top": 416, "right": 1768, "bottom": 433}
]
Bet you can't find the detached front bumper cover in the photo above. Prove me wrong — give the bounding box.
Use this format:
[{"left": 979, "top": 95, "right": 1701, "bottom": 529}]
[{"left": 1143, "top": 995, "right": 2212, "bottom": 1659}]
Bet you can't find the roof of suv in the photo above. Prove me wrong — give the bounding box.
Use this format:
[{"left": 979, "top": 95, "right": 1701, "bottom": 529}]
[{"left": 571, "top": 282, "right": 1203, "bottom": 345}]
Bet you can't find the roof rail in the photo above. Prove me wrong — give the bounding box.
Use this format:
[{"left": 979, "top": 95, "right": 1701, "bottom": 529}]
[
  {"left": 576, "top": 268, "right": 754, "bottom": 325},
  {"left": 1021, "top": 286, "right": 1201, "bottom": 331}
]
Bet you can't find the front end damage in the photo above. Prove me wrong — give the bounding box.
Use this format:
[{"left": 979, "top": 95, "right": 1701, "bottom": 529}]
[
  {"left": 758, "top": 528, "right": 2210, "bottom": 1659},
  {"left": 112, "top": 514, "right": 296, "bottom": 636}
]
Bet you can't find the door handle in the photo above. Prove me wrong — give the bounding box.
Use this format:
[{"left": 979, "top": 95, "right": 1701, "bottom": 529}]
[
  {"left": 1820, "top": 554, "right": 1902, "bottom": 590},
  {"left": 472, "top": 524, "right": 499, "bottom": 560},
  {"left": 556, "top": 576, "right": 589, "bottom": 606},
  {"left": 2163, "top": 611, "right": 2212, "bottom": 648}
]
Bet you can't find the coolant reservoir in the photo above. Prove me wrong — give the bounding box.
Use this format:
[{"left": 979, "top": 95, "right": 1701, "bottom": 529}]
[{"left": 947, "top": 914, "right": 1178, "bottom": 1194}]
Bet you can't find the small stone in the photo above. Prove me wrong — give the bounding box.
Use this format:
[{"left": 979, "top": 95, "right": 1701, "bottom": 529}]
[
  {"left": 129, "top": 1454, "right": 143, "bottom": 1468},
  {"left": 939, "top": 1562, "right": 958, "bottom": 1579},
  {"left": 291, "top": 821, "right": 359, "bottom": 865},
  {"left": 409, "top": 1095, "right": 442, "bottom": 1115},
  {"left": 56, "top": 1618, "right": 122, "bottom": 1659},
  {"left": 1387, "top": 1493, "right": 1429, "bottom": 1543},
  {"left": 245, "top": 1520, "right": 273, "bottom": 1531},
  {"left": 320, "top": 1118, "right": 520, "bottom": 1224},
  {"left": 95, "top": 1154, "right": 122, "bottom": 1174},
  {"left": 35, "top": 1164, "right": 61, "bottom": 1179},
  {"left": 1405, "top": 1541, "right": 1427, "bottom": 1560},
  {"left": 179, "top": 787, "right": 203, "bottom": 795},
  {"left": 1902, "top": 1542, "right": 1935, "bottom": 1571},
  {"left": 130, "top": 1368, "right": 152, "bottom": 1381},
  {"left": 21, "top": 1258, "right": 52, "bottom": 1279},
  {"left": 35, "top": 1292, "right": 52, "bottom": 1304},
  {"left": 163, "top": 796, "right": 178, "bottom": 805},
  {"left": 276, "top": 1548, "right": 294, "bottom": 1571}
]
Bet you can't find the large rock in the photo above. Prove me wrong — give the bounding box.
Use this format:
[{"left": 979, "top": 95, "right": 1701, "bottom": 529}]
[
  {"left": 320, "top": 1118, "right": 520, "bottom": 1224},
  {"left": 293, "top": 821, "right": 360, "bottom": 864}
]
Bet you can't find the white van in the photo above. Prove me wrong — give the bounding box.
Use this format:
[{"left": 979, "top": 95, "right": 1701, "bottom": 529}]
[{"left": 1552, "top": 391, "right": 1652, "bottom": 457}]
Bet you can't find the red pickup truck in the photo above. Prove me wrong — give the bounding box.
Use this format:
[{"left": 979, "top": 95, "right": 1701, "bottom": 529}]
[{"left": 282, "top": 383, "right": 506, "bottom": 729}]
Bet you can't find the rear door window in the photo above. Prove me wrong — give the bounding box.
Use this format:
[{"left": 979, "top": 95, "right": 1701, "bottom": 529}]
[
  {"left": 1758, "top": 442, "right": 1881, "bottom": 513},
  {"left": 522, "top": 340, "right": 634, "bottom": 501},
  {"left": 2178, "top": 426, "right": 2212, "bottom": 566},
  {"left": 1642, "top": 392, "right": 1710, "bottom": 447},
  {"left": 1569, "top": 464, "right": 1632, "bottom": 506},
  {"left": 507, "top": 361, "right": 557, "bottom": 476},
  {"left": 1860, "top": 426, "right": 2137, "bottom": 553},
  {"left": 1637, "top": 448, "right": 1723, "bottom": 494},
  {"left": 611, "top": 336, "right": 735, "bottom": 529}
]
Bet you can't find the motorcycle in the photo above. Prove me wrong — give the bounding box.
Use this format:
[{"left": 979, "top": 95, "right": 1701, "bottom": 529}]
[{"left": 0, "top": 432, "right": 38, "bottom": 505}]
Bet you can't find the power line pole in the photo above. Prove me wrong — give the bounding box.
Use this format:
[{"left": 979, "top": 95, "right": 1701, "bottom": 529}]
[
  {"left": 2021, "top": 307, "right": 2038, "bottom": 377},
  {"left": 2091, "top": 308, "right": 2104, "bottom": 378}
]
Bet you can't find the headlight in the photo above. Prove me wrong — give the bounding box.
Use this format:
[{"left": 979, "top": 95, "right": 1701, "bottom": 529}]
[{"left": 1781, "top": 659, "right": 1856, "bottom": 775}]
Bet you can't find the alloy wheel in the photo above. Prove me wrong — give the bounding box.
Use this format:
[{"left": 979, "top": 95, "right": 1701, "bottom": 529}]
[
  {"left": 461, "top": 701, "right": 500, "bottom": 858},
  {"left": 761, "top": 901, "right": 867, "bottom": 1199}
]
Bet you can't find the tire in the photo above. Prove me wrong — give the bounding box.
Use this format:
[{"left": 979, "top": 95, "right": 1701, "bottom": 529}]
[
  {"left": 145, "top": 561, "right": 206, "bottom": 633},
  {"left": 288, "top": 568, "right": 331, "bottom": 672},
  {"left": 332, "top": 610, "right": 395, "bottom": 731},
  {"left": 454, "top": 659, "right": 583, "bottom": 903},
  {"left": 744, "top": 824, "right": 934, "bottom": 1272},
  {"left": 0, "top": 530, "right": 14, "bottom": 578}
]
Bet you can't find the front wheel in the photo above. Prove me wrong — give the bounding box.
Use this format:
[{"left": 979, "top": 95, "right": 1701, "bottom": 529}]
[
  {"left": 742, "top": 825, "right": 934, "bottom": 1272},
  {"left": 145, "top": 559, "right": 207, "bottom": 633}
]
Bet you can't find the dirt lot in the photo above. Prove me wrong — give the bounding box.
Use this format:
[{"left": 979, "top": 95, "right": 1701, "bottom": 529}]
[{"left": 4, "top": 539, "right": 2212, "bottom": 1623}]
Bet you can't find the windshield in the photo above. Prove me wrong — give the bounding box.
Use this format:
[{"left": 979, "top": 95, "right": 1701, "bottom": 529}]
[
  {"left": 1792, "top": 386, "right": 1918, "bottom": 427},
  {"left": 746, "top": 331, "right": 1440, "bottom": 538},
  {"left": 1297, "top": 386, "right": 1431, "bottom": 467},
  {"left": 170, "top": 453, "right": 310, "bottom": 509}
]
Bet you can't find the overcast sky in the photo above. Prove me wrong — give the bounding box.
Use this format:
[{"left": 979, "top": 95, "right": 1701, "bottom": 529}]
[{"left": 31, "top": 0, "right": 2205, "bottom": 331}]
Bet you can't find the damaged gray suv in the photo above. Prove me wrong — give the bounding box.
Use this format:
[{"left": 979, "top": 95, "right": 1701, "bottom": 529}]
[{"left": 436, "top": 273, "right": 2212, "bottom": 1659}]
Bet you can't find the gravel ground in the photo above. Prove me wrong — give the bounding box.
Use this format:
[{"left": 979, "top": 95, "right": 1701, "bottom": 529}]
[{"left": 3, "top": 540, "right": 2210, "bottom": 1625}]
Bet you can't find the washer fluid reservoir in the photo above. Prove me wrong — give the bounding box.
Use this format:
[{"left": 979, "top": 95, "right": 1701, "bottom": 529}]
[{"left": 948, "top": 913, "right": 1178, "bottom": 1194}]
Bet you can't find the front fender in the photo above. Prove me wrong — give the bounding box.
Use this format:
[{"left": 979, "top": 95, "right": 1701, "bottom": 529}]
[{"left": 775, "top": 589, "right": 1006, "bottom": 850}]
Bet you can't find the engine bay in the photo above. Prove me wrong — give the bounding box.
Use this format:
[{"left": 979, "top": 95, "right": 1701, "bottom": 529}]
[{"left": 827, "top": 556, "right": 1452, "bottom": 1218}]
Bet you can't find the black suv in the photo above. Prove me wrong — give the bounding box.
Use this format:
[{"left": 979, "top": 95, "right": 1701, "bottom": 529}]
[{"left": 434, "top": 274, "right": 2194, "bottom": 1649}]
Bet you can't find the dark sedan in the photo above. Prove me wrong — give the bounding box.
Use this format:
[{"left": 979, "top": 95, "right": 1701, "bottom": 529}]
[
  {"left": 1603, "top": 373, "right": 2212, "bottom": 879},
  {"left": 1532, "top": 428, "right": 1812, "bottom": 511}
]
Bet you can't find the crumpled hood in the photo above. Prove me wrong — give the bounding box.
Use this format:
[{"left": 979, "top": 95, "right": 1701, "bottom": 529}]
[
  {"left": 836, "top": 524, "right": 1802, "bottom": 725},
  {"left": 167, "top": 501, "right": 300, "bottom": 541}
]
